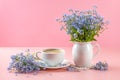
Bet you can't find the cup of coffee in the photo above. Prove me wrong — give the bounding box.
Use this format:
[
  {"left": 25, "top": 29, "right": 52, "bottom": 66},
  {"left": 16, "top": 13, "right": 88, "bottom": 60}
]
[{"left": 36, "top": 48, "right": 65, "bottom": 67}]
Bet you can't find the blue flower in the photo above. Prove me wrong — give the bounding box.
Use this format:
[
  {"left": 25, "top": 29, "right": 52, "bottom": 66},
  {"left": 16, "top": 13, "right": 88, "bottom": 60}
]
[
  {"left": 57, "top": 7, "right": 108, "bottom": 42},
  {"left": 66, "top": 30, "right": 71, "bottom": 34},
  {"left": 11, "top": 55, "right": 17, "bottom": 60},
  {"left": 73, "top": 34, "right": 78, "bottom": 38},
  {"left": 77, "top": 29, "right": 84, "bottom": 35},
  {"left": 8, "top": 52, "right": 43, "bottom": 73},
  {"left": 90, "top": 25, "right": 95, "bottom": 30}
]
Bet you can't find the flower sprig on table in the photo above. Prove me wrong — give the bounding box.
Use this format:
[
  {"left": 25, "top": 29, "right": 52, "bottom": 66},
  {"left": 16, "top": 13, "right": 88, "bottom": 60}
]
[
  {"left": 56, "top": 6, "right": 109, "bottom": 42},
  {"left": 67, "top": 61, "right": 108, "bottom": 72},
  {"left": 8, "top": 49, "right": 46, "bottom": 73}
]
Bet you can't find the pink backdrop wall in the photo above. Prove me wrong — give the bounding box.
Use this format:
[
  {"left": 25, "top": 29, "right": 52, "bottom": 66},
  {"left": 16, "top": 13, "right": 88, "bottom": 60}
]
[{"left": 0, "top": 0, "right": 119, "bottom": 47}]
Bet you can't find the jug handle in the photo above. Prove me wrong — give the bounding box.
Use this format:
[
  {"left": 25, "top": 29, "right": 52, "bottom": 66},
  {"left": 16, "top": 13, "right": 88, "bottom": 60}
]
[{"left": 93, "top": 44, "right": 100, "bottom": 58}]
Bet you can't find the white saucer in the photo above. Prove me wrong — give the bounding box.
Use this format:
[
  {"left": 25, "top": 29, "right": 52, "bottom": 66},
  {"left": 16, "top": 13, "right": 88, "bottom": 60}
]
[{"left": 39, "top": 59, "right": 71, "bottom": 69}]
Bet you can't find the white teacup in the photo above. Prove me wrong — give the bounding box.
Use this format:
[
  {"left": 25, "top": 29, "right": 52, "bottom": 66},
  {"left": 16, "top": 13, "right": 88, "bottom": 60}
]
[{"left": 36, "top": 48, "right": 65, "bottom": 67}]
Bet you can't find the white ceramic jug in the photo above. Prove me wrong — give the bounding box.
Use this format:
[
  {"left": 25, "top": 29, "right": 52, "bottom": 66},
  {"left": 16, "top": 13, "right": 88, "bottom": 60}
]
[{"left": 72, "top": 42, "right": 100, "bottom": 67}]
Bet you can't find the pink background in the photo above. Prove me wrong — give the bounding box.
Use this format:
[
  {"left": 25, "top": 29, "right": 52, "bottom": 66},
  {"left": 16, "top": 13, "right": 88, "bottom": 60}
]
[{"left": 0, "top": 0, "right": 119, "bottom": 47}]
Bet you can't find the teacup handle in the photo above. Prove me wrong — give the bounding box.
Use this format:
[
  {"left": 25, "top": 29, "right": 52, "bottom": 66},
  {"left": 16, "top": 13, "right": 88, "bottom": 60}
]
[
  {"left": 35, "top": 51, "right": 42, "bottom": 60},
  {"left": 93, "top": 44, "right": 100, "bottom": 58}
]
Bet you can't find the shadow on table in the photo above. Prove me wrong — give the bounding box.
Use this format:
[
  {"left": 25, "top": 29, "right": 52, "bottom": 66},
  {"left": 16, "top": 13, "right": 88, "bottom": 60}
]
[{"left": 44, "top": 68, "right": 67, "bottom": 72}]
